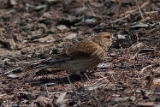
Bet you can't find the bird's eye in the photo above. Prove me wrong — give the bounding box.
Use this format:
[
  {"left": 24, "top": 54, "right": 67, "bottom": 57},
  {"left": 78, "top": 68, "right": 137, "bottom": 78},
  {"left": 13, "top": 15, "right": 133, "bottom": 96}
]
[{"left": 106, "top": 36, "right": 110, "bottom": 39}]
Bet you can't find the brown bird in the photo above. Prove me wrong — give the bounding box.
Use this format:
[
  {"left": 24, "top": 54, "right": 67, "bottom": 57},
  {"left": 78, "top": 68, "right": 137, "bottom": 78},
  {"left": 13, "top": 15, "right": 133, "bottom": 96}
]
[{"left": 40, "top": 32, "right": 113, "bottom": 75}]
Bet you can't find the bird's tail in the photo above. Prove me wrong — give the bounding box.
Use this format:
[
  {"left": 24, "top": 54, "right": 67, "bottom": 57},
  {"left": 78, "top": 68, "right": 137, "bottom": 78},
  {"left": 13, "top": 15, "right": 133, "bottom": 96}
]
[
  {"left": 44, "top": 57, "right": 71, "bottom": 65},
  {"left": 27, "top": 57, "right": 71, "bottom": 71}
]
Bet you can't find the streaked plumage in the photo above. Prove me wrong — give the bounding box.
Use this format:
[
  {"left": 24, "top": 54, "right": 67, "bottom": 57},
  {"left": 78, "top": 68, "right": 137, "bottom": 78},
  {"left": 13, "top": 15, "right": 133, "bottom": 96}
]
[{"left": 41, "top": 32, "right": 113, "bottom": 75}]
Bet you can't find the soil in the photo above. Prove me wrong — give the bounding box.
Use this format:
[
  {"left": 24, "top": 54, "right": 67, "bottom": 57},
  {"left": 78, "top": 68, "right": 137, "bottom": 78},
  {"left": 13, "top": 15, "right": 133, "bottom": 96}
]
[{"left": 0, "top": 0, "right": 160, "bottom": 107}]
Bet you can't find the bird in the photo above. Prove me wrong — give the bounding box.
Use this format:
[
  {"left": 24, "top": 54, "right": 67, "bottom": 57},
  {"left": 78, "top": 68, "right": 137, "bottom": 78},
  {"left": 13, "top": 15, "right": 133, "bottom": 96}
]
[{"left": 37, "top": 32, "right": 113, "bottom": 75}]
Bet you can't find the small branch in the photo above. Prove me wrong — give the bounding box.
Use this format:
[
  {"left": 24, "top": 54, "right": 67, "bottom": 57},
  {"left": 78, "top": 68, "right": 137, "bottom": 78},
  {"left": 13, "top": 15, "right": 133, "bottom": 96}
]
[
  {"left": 135, "top": 0, "right": 144, "bottom": 20},
  {"left": 111, "top": 1, "right": 149, "bottom": 23},
  {"left": 85, "top": 1, "right": 96, "bottom": 16},
  {"left": 140, "top": 65, "right": 152, "bottom": 73}
]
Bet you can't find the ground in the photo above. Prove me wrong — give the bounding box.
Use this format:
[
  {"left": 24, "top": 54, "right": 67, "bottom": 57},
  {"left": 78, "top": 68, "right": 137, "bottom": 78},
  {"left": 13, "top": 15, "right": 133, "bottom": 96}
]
[{"left": 0, "top": 0, "right": 160, "bottom": 107}]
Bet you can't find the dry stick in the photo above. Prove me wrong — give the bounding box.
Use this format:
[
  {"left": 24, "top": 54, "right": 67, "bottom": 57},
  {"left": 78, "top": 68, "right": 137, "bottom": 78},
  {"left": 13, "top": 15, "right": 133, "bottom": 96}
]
[
  {"left": 140, "top": 65, "right": 152, "bottom": 74},
  {"left": 145, "top": 25, "right": 160, "bottom": 37},
  {"left": 94, "top": 76, "right": 109, "bottom": 85},
  {"left": 66, "top": 74, "right": 82, "bottom": 103},
  {"left": 135, "top": 0, "right": 144, "bottom": 20},
  {"left": 84, "top": 73, "right": 102, "bottom": 106},
  {"left": 85, "top": 1, "right": 96, "bottom": 16},
  {"left": 92, "top": 95, "right": 102, "bottom": 107},
  {"left": 145, "top": 73, "right": 155, "bottom": 89},
  {"left": 97, "top": 73, "right": 109, "bottom": 82},
  {"left": 145, "top": 11, "right": 159, "bottom": 15},
  {"left": 124, "top": 1, "right": 149, "bottom": 16},
  {"left": 111, "top": 1, "right": 149, "bottom": 23}
]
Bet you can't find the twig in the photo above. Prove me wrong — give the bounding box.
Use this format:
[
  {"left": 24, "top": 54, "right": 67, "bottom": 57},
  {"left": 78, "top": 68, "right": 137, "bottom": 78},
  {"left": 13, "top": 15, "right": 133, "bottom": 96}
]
[
  {"left": 97, "top": 73, "right": 109, "bottom": 82},
  {"left": 94, "top": 75, "right": 109, "bottom": 84},
  {"left": 84, "top": 73, "right": 92, "bottom": 82},
  {"left": 129, "top": 52, "right": 138, "bottom": 61},
  {"left": 140, "top": 65, "right": 152, "bottom": 73},
  {"left": 111, "top": 1, "right": 149, "bottom": 23},
  {"left": 111, "top": 14, "right": 130, "bottom": 23},
  {"left": 85, "top": 1, "right": 96, "bottom": 16},
  {"left": 145, "top": 73, "right": 155, "bottom": 89},
  {"left": 66, "top": 74, "right": 82, "bottom": 103},
  {"left": 92, "top": 95, "right": 102, "bottom": 107},
  {"left": 135, "top": 0, "right": 144, "bottom": 19},
  {"left": 130, "top": 42, "right": 144, "bottom": 52}
]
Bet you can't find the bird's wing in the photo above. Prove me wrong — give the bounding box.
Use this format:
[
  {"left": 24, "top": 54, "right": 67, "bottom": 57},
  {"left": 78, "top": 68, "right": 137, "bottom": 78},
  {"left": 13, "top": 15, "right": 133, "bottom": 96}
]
[
  {"left": 53, "top": 52, "right": 70, "bottom": 59},
  {"left": 52, "top": 39, "right": 105, "bottom": 62},
  {"left": 66, "top": 40, "right": 105, "bottom": 59}
]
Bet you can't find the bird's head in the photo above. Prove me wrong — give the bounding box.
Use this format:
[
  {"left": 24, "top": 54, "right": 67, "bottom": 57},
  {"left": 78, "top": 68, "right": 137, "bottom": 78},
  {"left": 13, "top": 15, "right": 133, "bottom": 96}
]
[{"left": 92, "top": 32, "right": 113, "bottom": 50}]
